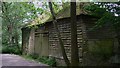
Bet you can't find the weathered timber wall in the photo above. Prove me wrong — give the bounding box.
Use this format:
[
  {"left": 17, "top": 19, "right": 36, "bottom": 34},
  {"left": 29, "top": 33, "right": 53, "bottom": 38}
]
[
  {"left": 34, "top": 26, "right": 49, "bottom": 56},
  {"left": 28, "top": 29, "right": 35, "bottom": 55},
  {"left": 82, "top": 15, "right": 116, "bottom": 66},
  {"left": 22, "top": 28, "right": 31, "bottom": 55},
  {"left": 47, "top": 15, "right": 99, "bottom": 66},
  {"left": 22, "top": 14, "right": 118, "bottom": 66}
]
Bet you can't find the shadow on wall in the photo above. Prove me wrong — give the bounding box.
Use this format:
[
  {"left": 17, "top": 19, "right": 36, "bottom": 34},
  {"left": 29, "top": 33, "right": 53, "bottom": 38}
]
[{"left": 83, "top": 39, "right": 114, "bottom": 66}]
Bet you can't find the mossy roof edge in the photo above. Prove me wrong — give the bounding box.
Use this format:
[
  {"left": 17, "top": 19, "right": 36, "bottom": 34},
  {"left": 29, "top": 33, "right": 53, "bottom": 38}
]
[{"left": 21, "top": 14, "right": 100, "bottom": 30}]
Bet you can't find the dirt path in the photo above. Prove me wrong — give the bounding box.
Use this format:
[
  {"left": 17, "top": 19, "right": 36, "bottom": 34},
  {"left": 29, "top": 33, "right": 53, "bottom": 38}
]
[{"left": 1, "top": 54, "right": 48, "bottom": 67}]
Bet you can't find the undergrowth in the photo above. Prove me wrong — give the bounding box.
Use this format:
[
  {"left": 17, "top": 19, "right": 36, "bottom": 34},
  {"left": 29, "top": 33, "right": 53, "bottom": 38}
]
[{"left": 22, "top": 54, "right": 56, "bottom": 67}]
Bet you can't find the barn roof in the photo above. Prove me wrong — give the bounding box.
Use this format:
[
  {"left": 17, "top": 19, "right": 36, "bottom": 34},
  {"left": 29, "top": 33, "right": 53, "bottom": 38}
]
[
  {"left": 22, "top": 3, "right": 86, "bottom": 27},
  {"left": 22, "top": 3, "right": 99, "bottom": 29},
  {"left": 21, "top": 13, "right": 100, "bottom": 30}
]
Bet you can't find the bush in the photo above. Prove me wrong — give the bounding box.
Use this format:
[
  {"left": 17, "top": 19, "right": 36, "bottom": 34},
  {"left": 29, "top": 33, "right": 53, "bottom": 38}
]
[
  {"left": 37, "top": 56, "right": 56, "bottom": 66},
  {"left": 29, "top": 54, "right": 39, "bottom": 59},
  {"left": 2, "top": 45, "right": 21, "bottom": 55},
  {"left": 25, "top": 54, "right": 56, "bottom": 66}
]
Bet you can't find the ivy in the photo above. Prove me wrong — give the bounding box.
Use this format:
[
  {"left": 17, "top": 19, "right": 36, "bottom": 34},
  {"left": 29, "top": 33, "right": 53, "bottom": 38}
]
[{"left": 84, "top": 2, "right": 120, "bottom": 31}]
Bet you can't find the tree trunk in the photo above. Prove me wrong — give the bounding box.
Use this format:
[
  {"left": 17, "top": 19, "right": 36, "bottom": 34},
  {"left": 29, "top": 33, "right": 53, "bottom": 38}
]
[
  {"left": 48, "top": 2, "right": 70, "bottom": 66},
  {"left": 2, "top": 2, "right": 13, "bottom": 46},
  {"left": 14, "top": 32, "right": 22, "bottom": 54},
  {"left": 70, "top": 1, "right": 79, "bottom": 66}
]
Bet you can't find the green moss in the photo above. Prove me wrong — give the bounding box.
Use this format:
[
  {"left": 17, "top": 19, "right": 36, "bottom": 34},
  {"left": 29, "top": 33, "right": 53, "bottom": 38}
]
[
  {"left": 23, "top": 3, "right": 82, "bottom": 28},
  {"left": 88, "top": 39, "right": 113, "bottom": 56}
]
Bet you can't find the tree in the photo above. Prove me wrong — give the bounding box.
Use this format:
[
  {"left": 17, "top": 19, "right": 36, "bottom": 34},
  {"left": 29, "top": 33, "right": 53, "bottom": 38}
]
[
  {"left": 2, "top": 2, "right": 38, "bottom": 54},
  {"left": 70, "top": 1, "right": 79, "bottom": 66},
  {"left": 49, "top": 1, "right": 80, "bottom": 66},
  {"left": 84, "top": 2, "right": 120, "bottom": 45},
  {"left": 48, "top": 2, "right": 70, "bottom": 66}
]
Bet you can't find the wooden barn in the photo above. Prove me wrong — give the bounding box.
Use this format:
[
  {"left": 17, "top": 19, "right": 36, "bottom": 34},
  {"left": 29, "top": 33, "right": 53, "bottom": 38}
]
[{"left": 21, "top": 14, "right": 119, "bottom": 66}]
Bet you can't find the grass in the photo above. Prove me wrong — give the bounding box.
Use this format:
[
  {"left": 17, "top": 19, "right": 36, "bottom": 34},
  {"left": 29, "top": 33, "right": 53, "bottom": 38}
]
[{"left": 21, "top": 54, "right": 56, "bottom": 67}]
